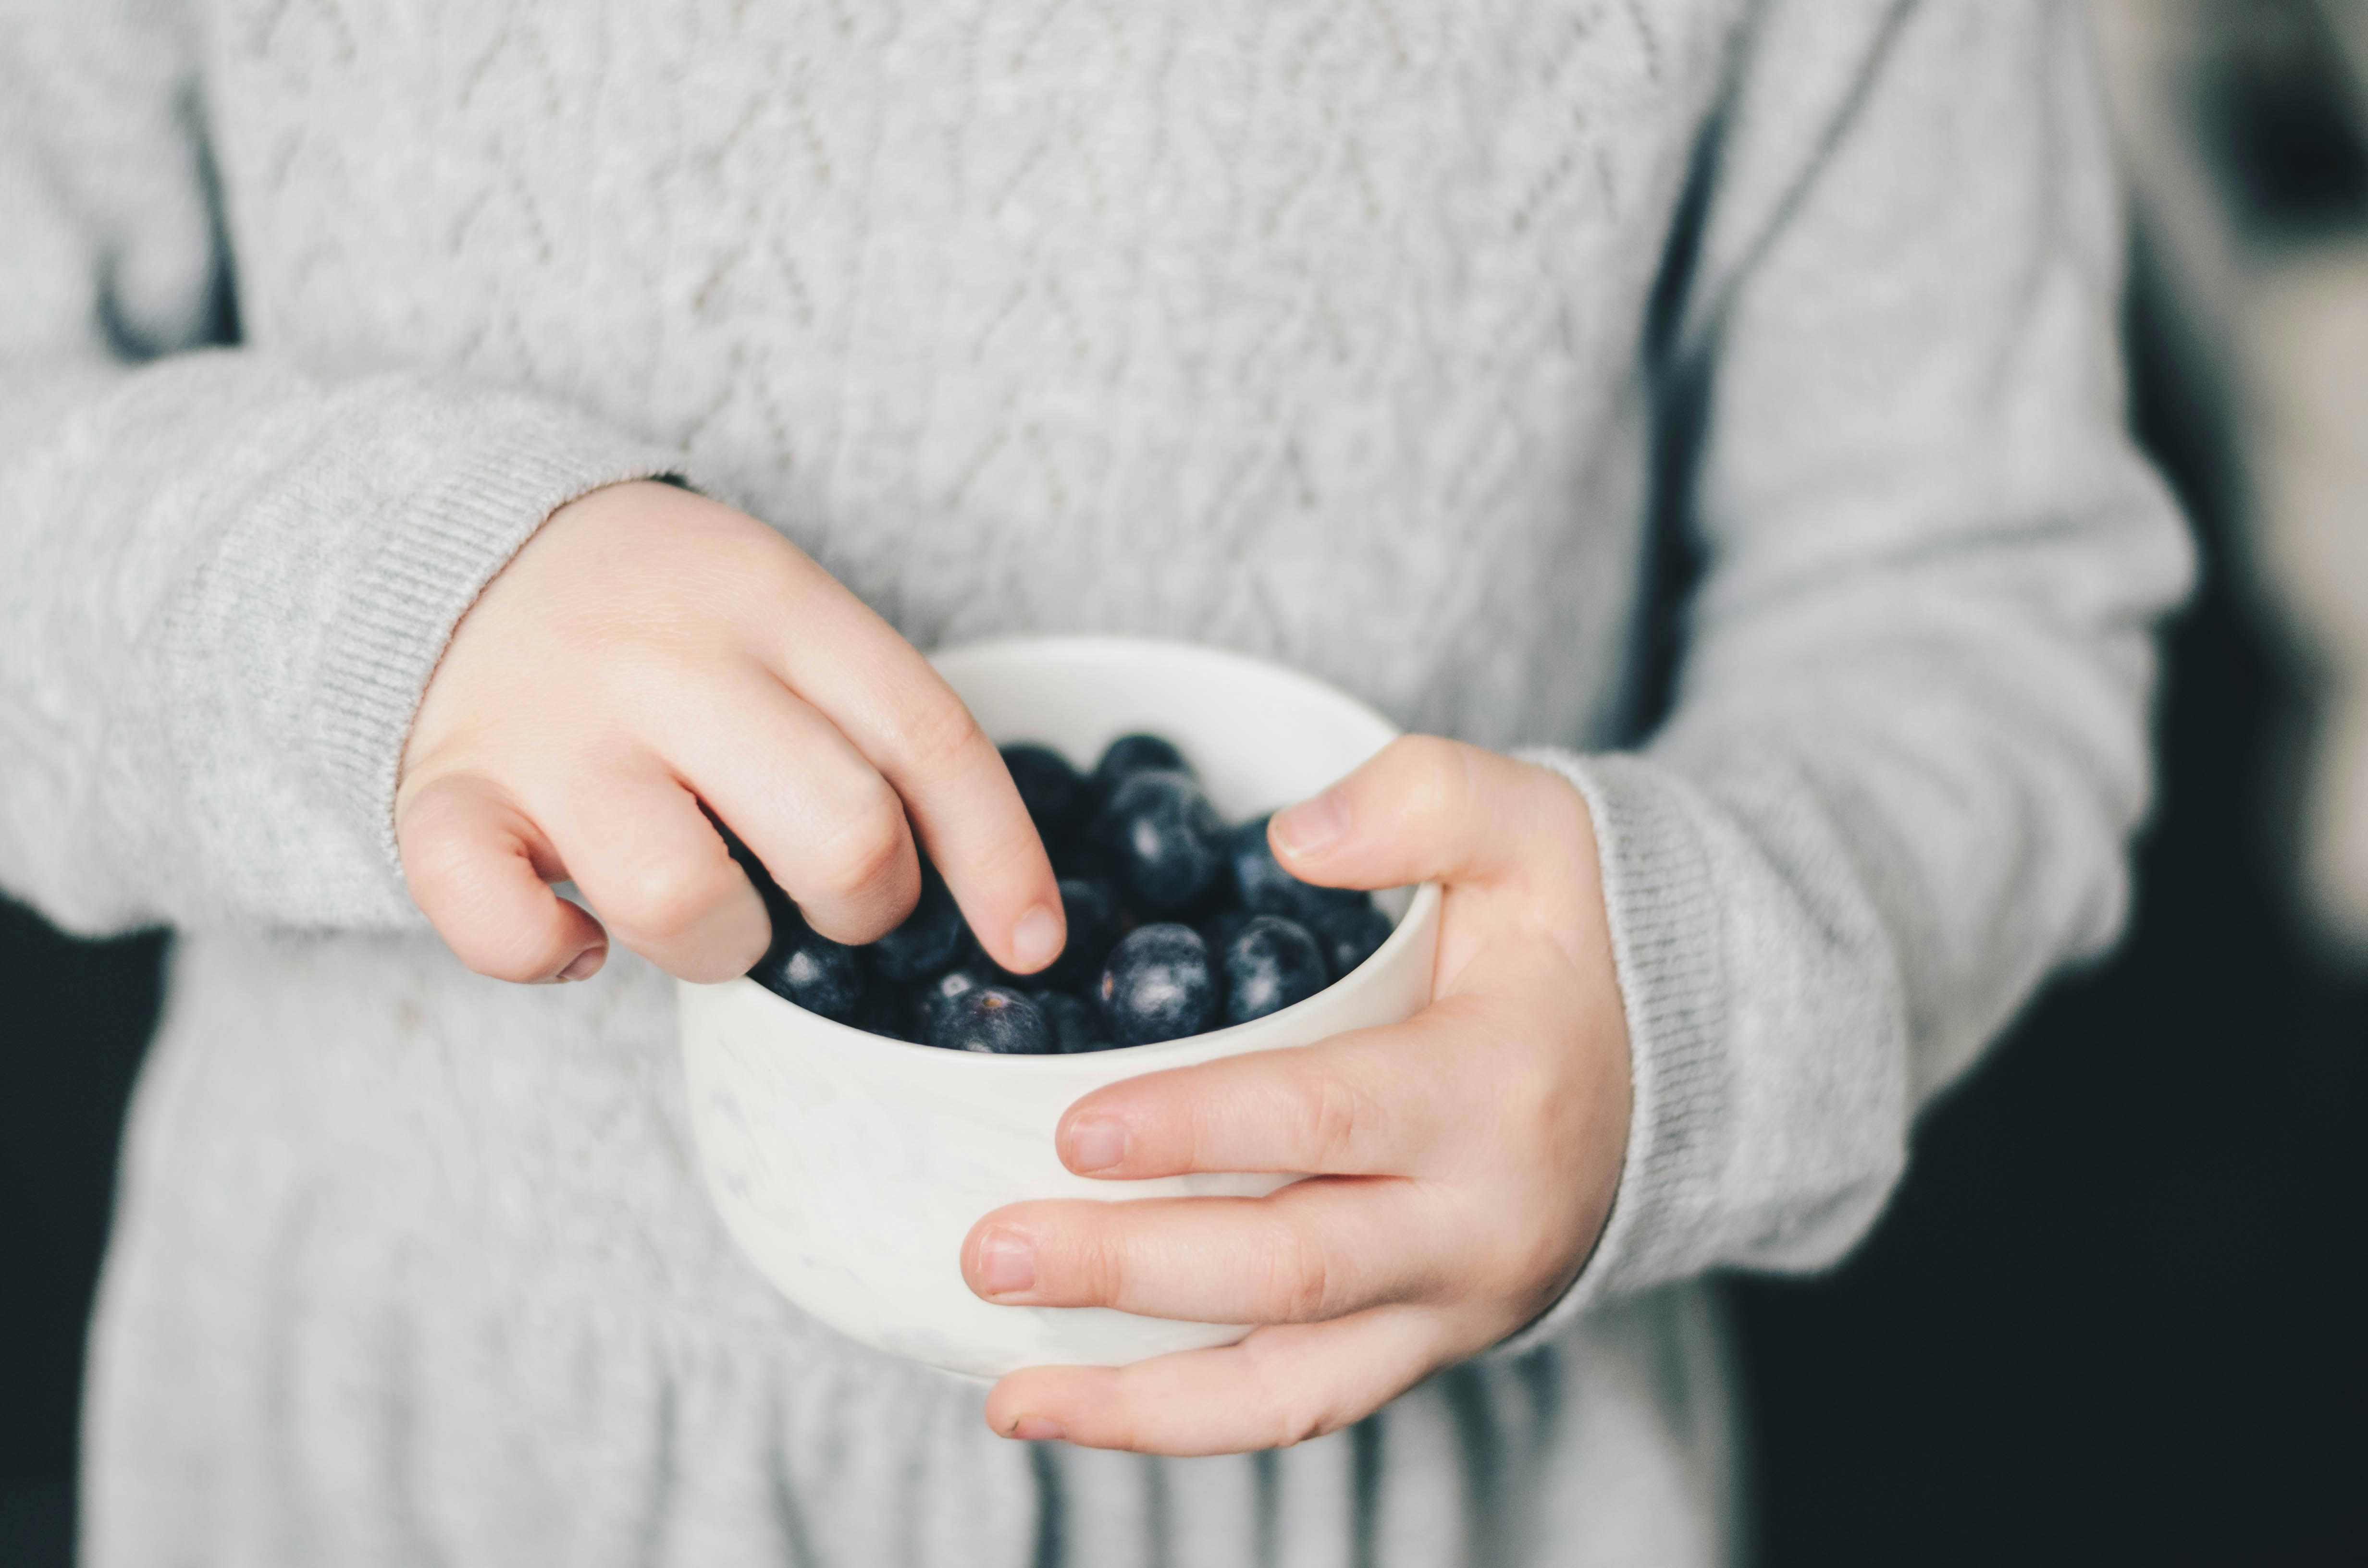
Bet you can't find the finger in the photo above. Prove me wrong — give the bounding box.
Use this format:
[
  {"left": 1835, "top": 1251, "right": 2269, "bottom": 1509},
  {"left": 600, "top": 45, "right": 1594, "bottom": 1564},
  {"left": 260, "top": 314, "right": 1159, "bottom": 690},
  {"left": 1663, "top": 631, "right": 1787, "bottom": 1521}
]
[
  {"left": 963, "top": 1176, "right": 1469, "bottom": 1323},
  {"left": 398, "top": 771, "right": 609, "bottom": 983},
  {"left": 651, "top": 670, "right": 921, "bottom": 945},
  {"left": 1049, "top": 1001, "right": 1499, "bottom": 1179},
  {"left": 761, "top": 553, "right": 1063, "bottom": 974},
  {"left": 537, "top": 761, "right": 772, "bottom": 982},
  {"left": 1266, "top": 735, "right": 1591, "bottom": 894},
  {"left": 985, "top": 1308, "right": 1451, "bottom": 1456}
]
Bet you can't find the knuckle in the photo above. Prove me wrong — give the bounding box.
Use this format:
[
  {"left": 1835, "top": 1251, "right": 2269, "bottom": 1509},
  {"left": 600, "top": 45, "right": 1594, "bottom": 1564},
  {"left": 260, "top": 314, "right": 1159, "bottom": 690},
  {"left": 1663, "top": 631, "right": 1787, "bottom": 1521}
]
[
  {"left": 1295, "top": 1071, "right": 1380, "bottom": 1170},
  {"left": 412, "top": 864, "right": 560, "bottom": 981},
  {"left": 892, "top": 688, "right": 987, "bottom": 780},
  {"left": 809, "top": 787, "right": 911, "bottom": 896},
  {"left": 1072, "top": 1222, "right": 1130, "bottom": 1307},
  {"left": 398, "top": 821, "right": 473, "bottom": 908},
  {"left": 1240, "top": 1343, "right": 1355, "bottom": 1448},
  {"left": 1272, "top": 1398, "right": 1349, "bottom": 1449},
  {"left": 395, "top": 778, "right": 488, "bottom": 889},
  {"left": 1398, "top": 734, "right": 1470, "bottom": 813},
  {"left": 1268, "top": 1220, "right": 1337, "bottom": 1322},
  {"left": 610, "top": 853, "right": 730, "bottom": 942},
  {"left": 400, "top": 827, "right": 528, "bottom": 952}
]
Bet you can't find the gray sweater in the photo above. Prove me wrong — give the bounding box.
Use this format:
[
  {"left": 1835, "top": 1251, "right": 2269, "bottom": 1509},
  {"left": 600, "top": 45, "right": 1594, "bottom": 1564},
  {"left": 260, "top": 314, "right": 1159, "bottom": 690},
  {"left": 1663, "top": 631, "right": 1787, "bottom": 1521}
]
[{"left": 1, "top": 0, "right": 2188, "bottom": 1563}]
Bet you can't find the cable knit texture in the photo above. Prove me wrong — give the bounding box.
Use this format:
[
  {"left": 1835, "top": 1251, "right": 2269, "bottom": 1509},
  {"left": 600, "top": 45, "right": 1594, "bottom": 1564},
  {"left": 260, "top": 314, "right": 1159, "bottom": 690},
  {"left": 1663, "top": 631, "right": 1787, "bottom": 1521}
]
[{"left": 0, "top": 0, "right": 2187, "bottom": 1563}]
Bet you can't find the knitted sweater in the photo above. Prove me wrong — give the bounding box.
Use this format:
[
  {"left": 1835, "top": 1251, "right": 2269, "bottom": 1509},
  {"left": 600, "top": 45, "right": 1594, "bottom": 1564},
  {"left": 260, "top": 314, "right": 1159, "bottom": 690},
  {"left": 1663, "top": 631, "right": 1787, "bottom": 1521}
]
[{"left": 0, "top": 0, "right": 2188, "bottom": 1563}]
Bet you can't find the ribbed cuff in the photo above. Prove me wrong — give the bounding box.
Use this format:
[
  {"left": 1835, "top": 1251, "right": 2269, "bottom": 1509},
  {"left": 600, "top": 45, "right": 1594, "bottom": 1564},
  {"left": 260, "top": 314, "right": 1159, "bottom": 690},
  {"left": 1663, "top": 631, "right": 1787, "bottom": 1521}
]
[
  {"left": 1489, "top": 749, "right": 1732, "bottom": 1357},
  {"left": 304, "top": 384, "right": 680, "bottom": 869}
]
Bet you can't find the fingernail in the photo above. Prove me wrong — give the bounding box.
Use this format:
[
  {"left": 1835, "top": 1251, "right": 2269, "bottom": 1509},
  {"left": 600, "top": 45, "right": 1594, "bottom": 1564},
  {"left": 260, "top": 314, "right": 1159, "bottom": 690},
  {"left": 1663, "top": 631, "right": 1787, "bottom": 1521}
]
[
  {"left": 1010, "top": 904, "right": 1064, "bottom": 972},
  {"left": 1066, "top": 1117, "right": 1126, "bottom": 1173},
  {"left": 977, "top": 1230, "right": 1036, "bottom": 1295},
  {"left": 1010, "top": 1415, "right": 1066, "bottom": 1442},
  {"left": 1271, "top": 789, "right": 1349, "bottom": 860},
  {"left": 556, "top": 944, "right": 605, "bottom": 982}
]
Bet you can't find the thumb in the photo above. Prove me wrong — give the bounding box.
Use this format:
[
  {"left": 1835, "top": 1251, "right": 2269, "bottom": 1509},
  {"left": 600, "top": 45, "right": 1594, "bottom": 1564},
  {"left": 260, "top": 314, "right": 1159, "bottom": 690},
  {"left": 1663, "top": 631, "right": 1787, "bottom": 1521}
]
[
  {"left": 1267, "top": 735, "right": 1592, "bottom": 892},
  {"left": 399, "top": 770, "right": 610, "bottom": 983}
]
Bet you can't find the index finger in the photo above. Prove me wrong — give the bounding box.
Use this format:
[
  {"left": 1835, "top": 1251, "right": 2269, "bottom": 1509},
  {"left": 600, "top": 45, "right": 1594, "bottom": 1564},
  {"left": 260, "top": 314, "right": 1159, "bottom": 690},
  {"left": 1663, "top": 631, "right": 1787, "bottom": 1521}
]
[
  {"left": 1048, "top": 1000, "right": 1501, "bottom": 1180},
  {"left": 764, "top": 548, "right": 1064, "bottom": 974}
]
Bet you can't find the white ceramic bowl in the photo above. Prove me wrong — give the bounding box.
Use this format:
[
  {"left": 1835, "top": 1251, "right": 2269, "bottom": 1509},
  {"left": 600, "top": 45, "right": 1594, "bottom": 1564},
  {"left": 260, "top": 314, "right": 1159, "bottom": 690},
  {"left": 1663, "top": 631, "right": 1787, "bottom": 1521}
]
[{"left": 676, "top": 637, "right": 1442, "bottom": 1380}]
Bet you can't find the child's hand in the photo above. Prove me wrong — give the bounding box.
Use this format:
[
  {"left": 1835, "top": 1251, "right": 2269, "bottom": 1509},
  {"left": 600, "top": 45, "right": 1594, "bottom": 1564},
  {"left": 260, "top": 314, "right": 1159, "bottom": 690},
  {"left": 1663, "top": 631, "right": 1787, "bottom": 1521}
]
[
  {"left": 395, "top": 480, "right": 1063, "bottom": 984},
  {"left": 962, "top": 738, "right": 1631, "bottom": 1454}
]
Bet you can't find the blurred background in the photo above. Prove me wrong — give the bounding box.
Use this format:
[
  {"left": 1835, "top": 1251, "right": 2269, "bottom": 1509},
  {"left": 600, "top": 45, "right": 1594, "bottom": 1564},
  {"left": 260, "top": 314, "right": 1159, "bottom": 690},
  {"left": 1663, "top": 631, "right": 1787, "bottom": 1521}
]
[{"left": 4, "top": 2, "right": 2365, "bottom": 1564}]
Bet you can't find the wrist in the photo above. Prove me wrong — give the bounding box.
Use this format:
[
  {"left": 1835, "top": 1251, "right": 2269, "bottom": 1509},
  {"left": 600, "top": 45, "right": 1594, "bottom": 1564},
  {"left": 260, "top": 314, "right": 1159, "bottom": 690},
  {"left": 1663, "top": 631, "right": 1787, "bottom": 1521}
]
[{"left": 1489, "top": 749, "right": 1727, "bottom": 1351}]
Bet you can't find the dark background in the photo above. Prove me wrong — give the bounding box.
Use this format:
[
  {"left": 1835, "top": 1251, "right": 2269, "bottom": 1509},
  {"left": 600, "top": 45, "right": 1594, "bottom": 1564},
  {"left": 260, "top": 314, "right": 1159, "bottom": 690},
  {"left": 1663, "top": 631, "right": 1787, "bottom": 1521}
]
[
  {"left": 1723, "top": 236, "right": 2368, "bottom": 1566},
  {"left": 7, "top": 23, "right": 2368, "bottom": 1568}
]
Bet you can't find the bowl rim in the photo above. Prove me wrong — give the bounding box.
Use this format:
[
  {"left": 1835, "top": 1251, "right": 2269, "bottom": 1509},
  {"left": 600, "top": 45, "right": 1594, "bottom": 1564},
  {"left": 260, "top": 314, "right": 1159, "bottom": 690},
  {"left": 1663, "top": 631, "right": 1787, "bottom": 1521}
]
[{"left": 703, "top": 632, "right": 1443, "bottom": 1073}]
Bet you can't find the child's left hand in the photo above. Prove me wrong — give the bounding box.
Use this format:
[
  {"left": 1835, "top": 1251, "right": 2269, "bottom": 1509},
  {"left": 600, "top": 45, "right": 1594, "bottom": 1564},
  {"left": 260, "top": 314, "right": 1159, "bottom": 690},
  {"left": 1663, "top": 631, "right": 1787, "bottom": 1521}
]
[{"left": 961, "top": 737, "right": 1633, "bottom": 1455}]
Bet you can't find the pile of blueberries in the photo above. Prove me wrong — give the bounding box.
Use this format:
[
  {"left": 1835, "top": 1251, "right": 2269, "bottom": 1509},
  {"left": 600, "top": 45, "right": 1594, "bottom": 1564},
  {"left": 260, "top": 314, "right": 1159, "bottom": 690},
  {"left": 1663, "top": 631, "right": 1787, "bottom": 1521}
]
[{"left": 736, "top": 734, "right": 1394, "bottom": 1054}]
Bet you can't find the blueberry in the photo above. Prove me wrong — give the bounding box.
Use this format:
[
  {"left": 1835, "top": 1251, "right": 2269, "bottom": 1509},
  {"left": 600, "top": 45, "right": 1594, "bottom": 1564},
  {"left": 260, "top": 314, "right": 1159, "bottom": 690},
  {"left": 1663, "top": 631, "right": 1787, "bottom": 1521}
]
[
  {"left": 1036, "top": 877, "right": 1121, "bottom": 991},
  {"left": 907, "top": 966, "right": 987, "bottom": 1038},
  {"left": 1088, "top": 771, "right": 1228, "bottom": 914},
  {"left": 749, "top": 911, "right": 867, "bottom": 1022},
  {"left": 1048, "top": 832, "right": 1116, "bottom": 884},
  {"left": 929, "top": 986, "right": 1057, "bottom": 1055},
  {"left": 726, "top": 819, "right": 873, "bottom": 1021},
  {"left": 1220, "top": 915, "right": 1327, "bottom": 1026},
  {"left": 867, "top": 867, "right": 969, "bottom": 983},
  {"left": 1097, "top": 923, "right": 1217, "bottom": 1045},
  {"left": 953, "top": 926, "right": 1048, "bottom": 994},
  {"left": 852, "top": 981, "right": 919, "bottom": 1042},
  {"left": 1001, "top": 743, "right": 1091, "bottom": 847},
  {"left": 1031, "top": 990, "right": 1107, "bottom": 1054},
  {"left": 1092, "top": 733, "right": 1191, "bottom": 799},
  {"left": 1199, "top": 906, "right": 1252, "bottom": 956},
  {"left": 1309, "top": 902, "right": 1394, "bottom": 982},
  {"left": 1229, "top": 815, "right": 1365, "bottom": 923}
]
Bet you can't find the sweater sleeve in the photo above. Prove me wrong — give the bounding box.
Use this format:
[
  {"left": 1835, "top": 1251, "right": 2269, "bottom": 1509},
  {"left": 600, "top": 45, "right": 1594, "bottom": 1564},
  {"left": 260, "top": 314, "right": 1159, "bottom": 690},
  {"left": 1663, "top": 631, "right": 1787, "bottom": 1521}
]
[
  {"left": 1500, "top": 0, "right": 2192, "bottom": 1347},
  {"left": 0, "top": 2, "right": 678, "bottom": 936}
]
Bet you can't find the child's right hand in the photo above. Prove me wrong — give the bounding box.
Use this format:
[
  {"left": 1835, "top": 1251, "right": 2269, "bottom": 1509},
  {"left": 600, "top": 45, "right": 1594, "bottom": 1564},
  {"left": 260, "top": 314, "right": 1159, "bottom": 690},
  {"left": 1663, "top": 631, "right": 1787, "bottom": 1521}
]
[{"left": 394, "top": 480, "right": 1065, "bottom": 986}]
